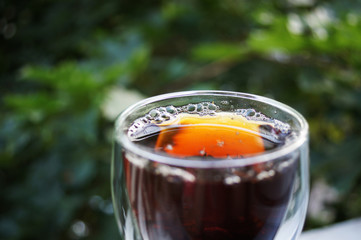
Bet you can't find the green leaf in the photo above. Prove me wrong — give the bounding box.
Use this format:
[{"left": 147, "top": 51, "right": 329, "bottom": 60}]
[{"left": 192, "top": 43, "right": 248, "bottom": 61}]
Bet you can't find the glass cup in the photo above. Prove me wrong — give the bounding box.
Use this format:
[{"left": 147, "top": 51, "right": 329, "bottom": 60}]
[{"left": 112, "top": 91, "right": 309, "bottom": 240}]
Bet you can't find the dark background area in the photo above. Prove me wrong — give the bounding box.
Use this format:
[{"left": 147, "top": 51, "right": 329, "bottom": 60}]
[{"left": 1, "top": 0, "right": 361, "bottom": 239}]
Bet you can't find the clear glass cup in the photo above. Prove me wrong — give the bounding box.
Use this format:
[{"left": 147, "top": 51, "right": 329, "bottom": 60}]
[{"left": 112, "top": 91, "right": 309, "bottom": 240}]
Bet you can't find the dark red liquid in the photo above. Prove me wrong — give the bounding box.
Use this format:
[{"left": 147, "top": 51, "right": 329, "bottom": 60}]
[{"left": 122, "top": 113, "right": 297, "bottom": 240}]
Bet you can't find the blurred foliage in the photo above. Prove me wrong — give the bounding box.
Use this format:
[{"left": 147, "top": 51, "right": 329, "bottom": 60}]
[{"left": 1, "top": 0, "right": 361, "bottom": 239}]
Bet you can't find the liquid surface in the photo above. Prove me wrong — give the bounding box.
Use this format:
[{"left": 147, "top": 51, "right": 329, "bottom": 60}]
[{"left": 127, "top": 103, "right": 291, "bottom": 159}]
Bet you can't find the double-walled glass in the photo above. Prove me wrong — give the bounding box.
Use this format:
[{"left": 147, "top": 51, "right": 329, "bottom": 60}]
[{"left": 112, "top": 91, "right": 309, "bottom": 240}]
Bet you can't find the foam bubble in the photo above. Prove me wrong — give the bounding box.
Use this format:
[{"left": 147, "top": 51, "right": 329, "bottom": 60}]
[
  {"left": 149, "top": 109, "right": 159, "bottom": 118},
  {"left": 187, "top": 104, "right": 196, "bottom": 112},
  {"left": 166, "top": 106, "right": 177, "bottom": 114},
  {"left": 208, "top": 103, "right": 217, "bottom": 111}
]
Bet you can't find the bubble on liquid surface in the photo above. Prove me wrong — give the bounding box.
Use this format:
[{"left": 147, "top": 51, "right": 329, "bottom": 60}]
[
  {"left": 166, "top": 106, "right": 177, "bottom": 114},
  {"left": 246, "top": 109, "right": 256, "bottom": 117},
  {"left": 187, "top": 104, "right": 197, "bottom": 112},
  {"left": 160, "top": 112, "right": 171, "bottom": 120},
  {"left": 235, "top": 108, "right": 291, "bottom": 136},
  {"left": 149, "top": 109, "right": 159, "bottom": 118},
  {"left": 127, "top": 102, "right": 292, "bottom": 144},
  {"left": 208, "top": 103, "right": 217, "bottom": 111}
]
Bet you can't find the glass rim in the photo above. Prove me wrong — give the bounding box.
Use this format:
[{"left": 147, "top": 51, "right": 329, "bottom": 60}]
[{"left": 115, "top": 90, "right": 308, "bottom": 168}]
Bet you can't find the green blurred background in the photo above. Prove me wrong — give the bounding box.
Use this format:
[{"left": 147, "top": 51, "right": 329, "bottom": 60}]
[{"left": 1, "top": 0, "right": 361, "bottom": 239}]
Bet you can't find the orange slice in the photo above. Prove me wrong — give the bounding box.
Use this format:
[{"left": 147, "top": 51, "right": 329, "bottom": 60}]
[{"left": 155, "top": 113, "right": 265, "bottom": 158}]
